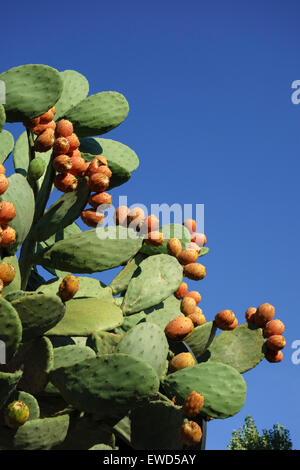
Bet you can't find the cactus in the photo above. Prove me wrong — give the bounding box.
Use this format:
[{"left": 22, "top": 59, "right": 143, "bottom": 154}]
[{"left": 0, "top": 63, "right": 285, "bottom": 450}]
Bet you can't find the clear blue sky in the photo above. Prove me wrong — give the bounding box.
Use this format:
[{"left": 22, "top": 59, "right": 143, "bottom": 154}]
[{"left": 2, "top": 0, "right": 300, "bottom": 450}]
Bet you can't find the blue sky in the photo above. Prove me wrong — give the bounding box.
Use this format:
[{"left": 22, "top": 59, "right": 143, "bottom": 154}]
[{"left": 2, "top": 0, "right": 300, "bottom": 450}]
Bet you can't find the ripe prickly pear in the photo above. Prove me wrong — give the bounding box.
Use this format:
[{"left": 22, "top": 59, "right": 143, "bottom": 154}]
[
  {"left": 191, "top": 232, "right": 207, "bottom": 247},
  {"left": 266, "top": 335, "right": 286, "bottom": 351},
  {"left": 54, "top": 173, "right": 78, "bottom": 192},
  {"left": 182, "top": 391, "right": 205, "bottom": 418},
  {"left": 187, "top": 309, "right": 206, "bottom": 327},
  {"left": 33, "top": 120, "right": 56, "bottom": 135},
  {"left": 177, "top": 249, "right": 199, "bottom": 265},
  {"left": 164, "top": 316, "right": 194, "bottom": 342},
  {"left": 55, "top": 119, "right": 74, "bottom": 138},
  {"left": 169, "top": 352, "right": 195, "bottom": 372},
  {"left": 0, "top": 174, "right": 9, "bottom": 195},
  {"left": 144, "top": 231, "right": 164, "bottom": 246},
  {"left": 53, "top": 136, "right": 70, "bottom": 155},
  {"left": 66, "top": 133, "right": 80, "bottom": 152},
  {"left": 184, "top": 291, "right": 201, "bottom": 304},
  {"left": 39, "top": 108, "right": 55, "bottom": 123},
  {"left": 0, "top": 225, "right": 16, "bottom": 247},
  {"left": 174, "top": 282, "right": 188, "bottom": 299},
  {"left": 183, "top": 218, "right": 197, "bottom": 234},
  {"left": 69, "top": 156, "right": 87, "bottom": 177},
  {"left": 180, "top": 296, "right": 197, "bottom": 316},
  {"left": 214, "top": 310, "right": 236, "bottom": 330},
  {"left": 183, "top": 263, "right": 206, "bottom": 281},
  {"left": 167, "top": 238, "right": 182, "bottom": 258},
  {"left": 4, "top": 401, "right": 30, "bottom": 429},
  {"left": 81, "top": 208, "right": 105, "bottom": 227},
  {"left": 265, "top": 349, "right": 283, "bottom": 363},
  {"left": 0, "top": 263, "right": 16, "bottom": 286},
  {"left": 88, "top": 173, "right": 110, "bottom": 192},
  {"left": 254, "top": 303, "right": 275, "bottom": 327},
  {"left": 0, "top": 202, "right": 16, "bottom": 224},
  {"left": 114, "top": 206, "right": 130, "bottom": 226},
  {"left": 58, "top": 274, "right": 79, "bottom": 302},
  {"left": 245, "top": 307, "right": 257, "bottom": 324},
  {"left": 88, "top": 192, "right": 112, "bottom": 208},
  {"left": 34, "top": 128, "right": 55, "bottom": 152},
  {"left": 53, "top": 155, "right": 73, "bottom": 173},
  {"left": 179, "top": 420, "right": 202, "bottom": 446},
  {"left": 263, "top": 319, "right": 285, "bottom": 338},
  {"left": 87, "top": 156, "right": 109, "bottom": 176}
]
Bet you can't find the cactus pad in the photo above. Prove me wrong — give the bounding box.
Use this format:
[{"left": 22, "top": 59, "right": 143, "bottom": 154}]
[
  {"left": 185, "top": 321, "right": 217, "bottom": 360},
  {"left": 0, "top": 130, "right": 14, "bottom": 164},
  {"left": 54, "top": 69, "right": 89, "bottom": 119},
  {"left": 141, "top": 223, "right": 191, "bottom": 256},
  {"left": 37, "top": 276, "right": 113, "bottom": 302},
  {"left": 0, "top": 297, "right": 22, "bottom": 362}
]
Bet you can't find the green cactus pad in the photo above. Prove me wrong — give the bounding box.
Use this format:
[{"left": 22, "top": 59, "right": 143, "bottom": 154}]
[
  {"left": 33, "top": 226, "right": 144, "bottom": 274},
  {"left": 89, "top": 444, "right": 115, "bottom": 450},
  {"left": 54, "top": 69, "right": 89, "bottom": 120},
  {"left": 86, "top": 332, "right": 123, "bottom": 355},
  {"left": 7, "top": 390, "right": 40, "bottom": 421},
  {"left": 141, "top": 223, "right": 191, "bottom": 256},
  {"left": 0, "top": 414, "right": 70, "bottom": 450},
  {"left": 162, "top": 362, "right": 247, "bottom": 419},
  {"left": 145, "top": 295, "right": 184, "bottom": 331},
  {"left": 114, "top": 312, "right": 147, "bottom": 335},
  {"left": 122, "top": 254, "right": 183, "bottom": 315},
  {"left": 52, "top": 345, "right": 96, "bottom": 371},
  {"left": 116, "top": 323, "right": 169, "bottom": 378},
  {"left": 184, "top": 322, "right": 218, "bottom": 361},
  {"left": 0, "top": 64, "right": 63, "bottom": 122},
  {"left": 0, "top": 173, "right": 35, "bottom": 254},
  {"left": 4, "top": 290, "right": 34, "bottom": 303},
  {"left": 0, "top": 105, "right": 5, "bottom": 131},
  {"left": 31, "top": 178, "right": 90, "bottom": 242},
  {"left": 37, "top": 276, "right": 113, "bottom": 302},
  {"left": 63, "top": 91, "right": 129, "bottom": 137},
  {"left": 50, "top": 353, "right": 160, "bottom": 417},
  {"left": 0, "top": 130, "right": 14, "bottom": 164},
  {"left": 0, "top": 370, "right": 22, "bottom": 410},
  {"left": 130, "top": 401, "right": 184, "bottom": 450},
  {"left": 199, "top": 323, "right": 266, "bottom": 373},
  {"left": 11, "top": 294, "right": 65, "bottom": 342},
  {"left": 80, "top": 137, "right": 139, "bottom": 173},
  {"left": 198, "top": 247, "right": 210, "bottom": 257},
  {"left": 110, "top": 253, "right": 148, "bottom": 296},
  {"left": 0, "top": 297, "right": 22, "bottom": 362},
  {"left": 45, "top": 298, "right": 123, "bottom": 336},
  {"left": 1, "top": 255, "right": 21, "bottom": 296}
]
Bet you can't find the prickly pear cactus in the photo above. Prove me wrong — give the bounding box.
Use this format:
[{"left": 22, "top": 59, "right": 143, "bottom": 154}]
[{"left": 0, "top": 63, "right": 285, "bottom": 450}]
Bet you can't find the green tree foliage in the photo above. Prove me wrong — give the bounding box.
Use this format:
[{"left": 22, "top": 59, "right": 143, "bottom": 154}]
[{"left": 228, "top": 415, "right": 293, "bottom": 450}]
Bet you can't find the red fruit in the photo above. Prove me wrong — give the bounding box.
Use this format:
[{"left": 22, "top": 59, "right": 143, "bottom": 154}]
[
  {"left": 266, "top": 335, "right": 286, "bottom": 351},
  {"left": 114, "top": 206, "right": 130, "bottom": 226},
  {"left": 183, "top": 391, "right": 205, "bottom": 418},
  {"left": 245, "top": 307, "right": 257, "bottom": 324},
  {"left": 174, "top": 282, "right": 188, "bottom": 299},
  {"left": 88, "top": 192, "right": 112, "bottom": 209},
  {"left": 81, "top": 208, "right": 105, "bottom": 228},
  {"left": 169, "top": 352, "right": 195, "bottom": 372},
  {"left": 254, "top": 303, "right": 275, "bottom": 327},
  {"left": 23, "top": 117, "right": 40, "bottom": 128},
  {"left": 52, "top": 155, "right": 72, "bottom": 173},
  {"left": 263, "top": 319, "right": 285, "bottom": 338},
  {"left": 34, "top": 128, "right": 55, "bottom": 152},
  {"left": 87, "top": 156, "right": 109, "bottom": 176},
  {"left": 184, "top": 291, "right": 201, "bottom": 304},
  {"left": 0, "top": 202, "right": 16, "bottom": 224},
  {"left": 0, "top": 164, "right": 5, "bottom": 175},
  {"left": 68, "top": 149, "right": 81, "bottom": 158},
  {"left": 32, "top": 120, "right": 56, "bottom": 135},
  {"left": 127, "top": 207, "right": 145, "bottom": 230},
  {"left": 164, "top": 316, "right": 194, "bottom": 342},
  {"left": 187, "top": 309, "right": 206, "bottom": 327},
  {"left": 226, "top": 317, "right": 238, "bottom": 330},
  {"left": 0, "top": 175, "right": 9, "bottom": 195},
  {"left": 54, "top": 173, "right": 78, "bottom": 192},
  {"left": 179, "top": 420, "right": 202, "bottom": 446},
  {"left": 214, "top": 310, "right": 236, "bottom": 330},
  {"left": 0, "top": 225, "right": 16, "bottom": 247},
  {"left": 66, "top": 133, "right": 80, "bottom": 152},
  {"left": 140, "top": 214, "right": 159, "bottom": 235},
  {"left": 69, "top": 156, "right": 87, "bottom": 177},
  {"left": 265, "top": 349, "right": 283, "bottom": 363},
  {"left": 177, "top": 249, "right": 199, "bottom": 265},
  {"left": 184, "top": 219, "right": 197, "bottom": 234},
  {"left": 53, "top": 137, "right": 70, "bottom": 155},
  {"left": 191, "top": 232, "right": 207, "bottom": 247},
  {"left": 55, "top": 119, "right": 74, "bottom": 138},
  {"left": 144, "top": 231, "right": 164, "bottom": 246},
  {"left": 39, "top": 108, "right": 55, "bottom": 123},
  {"left": 188, "top": 242, "right": 201, "bottom": 252},
  {"left": 183, "top": 263, "right": 206, "bottom": 281},
  {"left": 58, "top": 274, "right": 79, "bottom": 302},
  {"left": 0, "top": 263, "right": 16, "bottom": 286},
  {"left": 167, "top": 238, "right": 182, "bottom": 257},
  {"left": 180, "top": 297, "right": 197, "bottom": 316},
  {"left": 88, "top": 173, "right": 110, "bottom": 192}
]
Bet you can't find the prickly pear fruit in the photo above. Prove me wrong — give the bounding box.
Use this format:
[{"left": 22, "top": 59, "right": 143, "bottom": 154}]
[
  {"left": 66, "top": 133, "right": 80, "bottom": 152},
  {"left": 39, "top": 108, "right": 55, "bottom": 123},
  {"left": 23, "top": 116, "right": 40, "bottom": 128},
  {"left": 28, "top": 157, "right": 46, "bottom": 180},
  {"left": 184, "top": 291, "right": 201, "bottom": 304},
  {"left": 81, "top": 208, "right": 105, "bottom": 227},
  {"left": 34, "top": 128, "right": 55, "bottom": 152},
  {"left": 187, "top": 309, "right": 206, "bottom": 327},
  {"left": 0, "top": 225, "right": 16, "bottom": 247},
  {"left": 180, "top": 296, "right": 197, "bottom": 316},
  {"left": 168, "top": 352, "right": 195, "bottom": 372},
  {"left": 88, "top": 173, "right": 110, "bottom": 192},
  {"left": 179, "top": 420, "right": 202, "bottom": 446},
  {"left": 144, "top": 231, "right": 165, "bottom": 246},
  {"left": 165, "top": 316, "right": 194, "bottom": 342},
  {"left": 88, "top": 192, "right": 112, "bottom": 209},
  {"left": 174, "top": 282, "right": 188, "bottom": 299},
  {"left": 245, "top": 307, "right": 257, "bottom": 324},
  {"left": 263, "top": 319, "right": 285, "bottom": 338},
  {"left": 87, "top": 156, "right": 109, "bottom": 176},
  {"left": 177, "top": 249, "right": 199, "bottom": 265},
  {"left": 266, "top": 335, "right": 286, "bottom": 351},
  {"left": 188, "top": 242, "right": 201, "bottom": 252},
  {"left": 265, "top": 349, "right": 283, "bottom": 363},
  {"left": 114, "top": 206, "right": 130, "bottom": 226},
  {"left": 0, "top": 164, "right": 5, "bottom": 175},
  {"left": 0, "top": 263, "right": 16, "bottom": 286},
  {"left": 69, "top": 156, "right": 87, "bottom": 177},
  {"left": 68, "top": 149, "right": 81, "bottom": 158},
  {"left": 0, "top": 174, "right": 9, "bottom": 195},
  {"left": 0, "top": 279, "right": 4, "bottom": 293},
  {"left": 226, "top": 316, "right": 238, "bottom": 330},
  {"left": 58, "top": 274, "right": 79, "bottom": 302},
  {"left": 54, "top": 173, "right": 78, "bottom": 192},
  {"left": 55, "top": 119, "right": 74, "bottom": 138},
  {"left": 53, "top": 155, "right": 73, "bottom": 173},
  {"left": 184, "top": 219, "right": 197, "bottom": 234},
  {"left": 32, "top": 120, "right": 56, "bottom": 135},
  {"left": 183, "top": 263, "right": 206, "bottom": 281},
  {"left": 53, "top": 136, "right": 70, "bottom": 155},
  {"left": 141, "top": 214, "right": 159, "bottom": 234},
  {"left": 4, "top": 401, "right": 30, "bottom": 429},
  {"left": 127, "top": 207, "right": 145, "bottom": 230},
  {"left": 167, "top": 238, "right": 182, "bottom": 257},
  {"left": 0, "top": 202, "right": 17, "bottom": 224},
  {"left": 191, "top": 232, "right": 207, "bottom": 247},
  {"left": 182, "top": 391, "right": 205, "bottom": 418},
  {"left": 214, "top": 310, "right": 236, "bottom": 330},
  {"left": 254, "top": 303, "right": 275, "bottom": 327}
]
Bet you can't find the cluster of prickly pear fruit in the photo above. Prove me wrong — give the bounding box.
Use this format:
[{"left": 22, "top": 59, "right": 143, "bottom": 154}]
[{"left": 0, "top": 63, "right": 285, "bottom": 451}]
